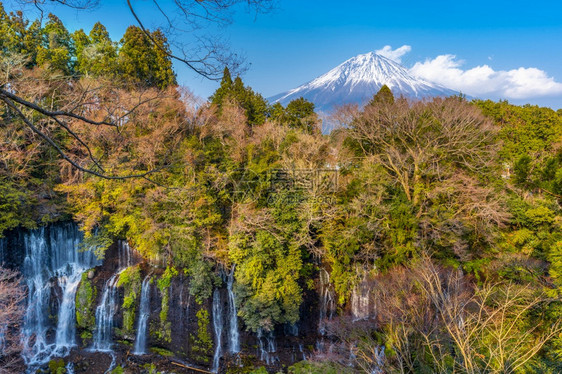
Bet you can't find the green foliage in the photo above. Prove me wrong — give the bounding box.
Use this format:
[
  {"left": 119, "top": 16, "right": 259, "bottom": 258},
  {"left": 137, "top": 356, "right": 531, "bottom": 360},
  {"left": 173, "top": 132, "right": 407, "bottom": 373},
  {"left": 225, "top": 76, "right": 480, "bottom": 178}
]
[
  {"left": 36, "top": 14, "right": 74, "bottom": 73},
  {"left": 119, "top": 26, "right": 176, "bottom": 89},
  {"left": 48, "top": 358, "right": 66, "bottom": 374},
  {"left": 288, "top": 361, "right": 354, "bottom": 374},
  {"left": 367, "top": 84, "right": 394, "bottom": 106},
  {"left": 247, "top": 368, "right": 268, "bottom": 374},
  {"left": 191, "top": 307, "right": 213, "bottom": 363},
  {"left": 230, "top": 189, "right": 308, "bottom": 331},
  {"left": 210, "top": 69, "right": 267, "bottom": 126},
  {"left": 0, "top": 179, "right": 35, "bottom": 236},
  {"left": 117, "top": 265, "right": 142, "bottom": 335},
  {"left": 513, "top": 154, "right": 532, "bottom": 185},
  {"left": 154, "top": 266, "right": 177, "bottom": 342},
  {"left": 150, "top": 347, "right": 174, "bottom": 357},
  {"left": 73, "top": 22, "right": 118, "bottom": 77},
  {"left": 75, "top": 270, "right": 97, "bottom": 334},
  {"left": 476, "top": 100, "right": 562, "bottom": 161},
  {"left": 0, "top": 10, "right": 174, "bottom": 88},
  {"left": 271, "top": 97, "right": 318, "bottom": 133}
]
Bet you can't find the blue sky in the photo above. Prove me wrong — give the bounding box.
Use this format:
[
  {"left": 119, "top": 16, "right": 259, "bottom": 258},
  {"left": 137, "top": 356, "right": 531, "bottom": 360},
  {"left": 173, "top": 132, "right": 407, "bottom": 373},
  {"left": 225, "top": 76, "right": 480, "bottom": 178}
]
[{"left": 6, "top": 0, "right": 562, "bottom": 108}]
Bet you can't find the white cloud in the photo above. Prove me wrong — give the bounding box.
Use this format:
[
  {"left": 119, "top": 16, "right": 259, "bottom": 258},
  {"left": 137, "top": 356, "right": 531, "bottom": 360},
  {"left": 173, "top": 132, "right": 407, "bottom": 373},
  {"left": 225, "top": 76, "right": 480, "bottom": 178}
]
[
  {"left": 375, "top": 45, "right": 412, "bottom": 64},
  {"left": 409, "top": 54, "right": 562, "bottom": 99}
]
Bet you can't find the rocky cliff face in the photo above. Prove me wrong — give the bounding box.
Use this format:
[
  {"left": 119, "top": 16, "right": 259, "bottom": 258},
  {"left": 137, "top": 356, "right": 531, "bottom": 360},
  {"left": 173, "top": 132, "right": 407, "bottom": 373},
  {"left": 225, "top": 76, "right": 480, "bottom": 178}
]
[{"left": 0, "top": 223, "right": 335, "bottom": 373}]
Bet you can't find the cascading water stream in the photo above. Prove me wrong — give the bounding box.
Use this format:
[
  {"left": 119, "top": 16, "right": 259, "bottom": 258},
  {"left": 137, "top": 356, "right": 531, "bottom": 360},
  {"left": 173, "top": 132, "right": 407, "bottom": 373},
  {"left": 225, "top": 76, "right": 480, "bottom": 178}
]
[
  {"left": 53, "top": 264, "right": 85, "bottom": 356},
  {"left": 20, "top": 223, "right": 100, "bottom": 368},
  {"left": 257, "top": 329, "right": 278, "bottom": 365},
  {"left": 118, "top": 240, "right": 133, "bottom": 269},
  {"left": 226, "top": 266, "right": 240, "bottom": 354},
  {"left": 91, "top": 273, "right": 120, "bottom": 352},
  {"left": 133, "top": 275, "right": 151, "bottom": 355},
  {"left": 318, "top": 268, "right": 335, "bottom": 335},
  {"left": 351, "top": 280, "right": 370, "bottom": 321},
  {"left": 316, "top": 268, "right": 336, "bottom": 353},
  {"left": 211, "top": 289, "right": 224, "bottom": 373},
  {"left": 92, "top": 240, "right": 136, "bottom": 353}
]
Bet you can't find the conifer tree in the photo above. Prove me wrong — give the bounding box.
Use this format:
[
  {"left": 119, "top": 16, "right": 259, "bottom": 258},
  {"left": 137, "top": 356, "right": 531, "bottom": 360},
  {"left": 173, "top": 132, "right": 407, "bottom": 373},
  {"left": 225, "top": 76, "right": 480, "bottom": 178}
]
[
  {"left": 119, "top": 25, "right": 176, "bottom": 89},
  {"left": 210, "top": 66, "right": 232, "bottom": 109},
  {"left": 36, "top": 13, "right": 74, "bottom": 73},
  {"left": 74, "top": 22, "right": 117, "bottom": 77},
  {"left": 368, "top": 84, "right": 394, "bottom": 106},
  {"left": 209, "top": 69, "right": 267, "bottom": 126}
]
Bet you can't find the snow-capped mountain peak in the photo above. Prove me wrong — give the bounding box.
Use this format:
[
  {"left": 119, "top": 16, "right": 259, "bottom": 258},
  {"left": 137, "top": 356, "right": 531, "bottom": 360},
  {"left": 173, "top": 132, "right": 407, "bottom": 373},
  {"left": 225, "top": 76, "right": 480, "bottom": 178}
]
[{"left": 269, "top": 51, "right": 457, "bottom": 112}]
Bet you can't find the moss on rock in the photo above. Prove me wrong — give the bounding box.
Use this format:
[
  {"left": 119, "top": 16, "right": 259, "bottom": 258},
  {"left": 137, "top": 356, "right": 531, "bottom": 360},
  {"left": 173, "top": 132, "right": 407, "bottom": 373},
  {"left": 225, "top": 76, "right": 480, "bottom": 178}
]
[
  {"left": 117, "top": 265, "right": 142, "bottom": 337},
  {"left": 190, "top": 307, "right": 213, "bottom": 363},
  {"left": 75, "top": 269, "right": 97, "bottom": 345}
]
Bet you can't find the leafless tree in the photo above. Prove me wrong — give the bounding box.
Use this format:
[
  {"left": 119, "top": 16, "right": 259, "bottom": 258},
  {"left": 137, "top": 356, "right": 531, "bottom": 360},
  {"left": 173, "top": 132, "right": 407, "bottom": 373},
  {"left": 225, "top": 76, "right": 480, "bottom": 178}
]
[
  {"left": 0, "top": 267, "right": 26, "bottom": 374},
  {"left": 1, "top": 0, "right": 273, "bottom": 179},
  {"left": 0, "top": 60, "right": 182, "bottom": 180},
  {"left": 346, "top": 97, "right": 498, "bottom": 206},
  {"left": 330, "top": 256, "right": 561, "bottom": 374}
]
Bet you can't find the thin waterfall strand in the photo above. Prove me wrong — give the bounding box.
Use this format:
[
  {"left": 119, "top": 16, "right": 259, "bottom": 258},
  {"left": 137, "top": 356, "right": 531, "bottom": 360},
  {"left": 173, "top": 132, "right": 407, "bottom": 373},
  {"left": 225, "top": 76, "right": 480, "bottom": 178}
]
[
  {"left": 226, "top": 266, "right": 240, "bottom": 354},
  {"left": 211, "top": 289, "right": 224, "bottom": 373},
  {"left": 133, "top": 276, "right": 151, "bottom": 355}
]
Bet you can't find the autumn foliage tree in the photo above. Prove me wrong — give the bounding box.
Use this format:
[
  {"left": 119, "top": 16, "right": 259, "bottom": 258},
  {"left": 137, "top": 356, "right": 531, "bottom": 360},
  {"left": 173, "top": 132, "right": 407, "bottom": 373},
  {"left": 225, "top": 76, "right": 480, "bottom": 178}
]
[{"left": 0, "top": 267, "right": 26, "bottom": 374}]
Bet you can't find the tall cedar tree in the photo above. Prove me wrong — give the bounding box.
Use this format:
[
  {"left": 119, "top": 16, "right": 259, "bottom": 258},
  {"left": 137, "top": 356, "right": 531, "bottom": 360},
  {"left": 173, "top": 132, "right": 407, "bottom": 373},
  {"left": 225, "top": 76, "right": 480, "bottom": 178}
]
[{"left": 119, "top": 25, "right": 176, "bottom": 89}]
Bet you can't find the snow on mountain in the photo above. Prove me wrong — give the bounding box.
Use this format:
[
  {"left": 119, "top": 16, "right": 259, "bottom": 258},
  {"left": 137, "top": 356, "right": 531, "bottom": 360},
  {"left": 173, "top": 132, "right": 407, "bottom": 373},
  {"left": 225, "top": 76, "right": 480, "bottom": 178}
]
[{"left": 269, "top": 52, "right": 458, "bottom": 112}]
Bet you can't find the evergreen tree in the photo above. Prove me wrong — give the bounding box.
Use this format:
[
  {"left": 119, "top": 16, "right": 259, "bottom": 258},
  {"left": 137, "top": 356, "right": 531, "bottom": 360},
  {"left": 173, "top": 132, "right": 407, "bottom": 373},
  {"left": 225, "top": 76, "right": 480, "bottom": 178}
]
[
  {"left": 73, "top": 22, "right": 117, "bottom": 77},
  {"left": 150, "top": 29, "right": 176, "bottom": 89},
  {"left": 89, "top": 22, "right": 111, "bottom": 44},
  {"left": 118, "top": 25, "right": 176, "bottom": 89},
  {"left": 367, "top": 84, "right": 394, "bottom": 106},
  {"left": 0, "top": 8, "right": 41, "bottom": 65},
  {"left": 209, "top": 66, "right": 233, "bottom": 109},
  {"left": 285, "top": 97, "right": 317, "bottom": 133},
  {"left": 209, "top": 69, "right": 267, "bottom": 126},
  {"left": 36, "top": 14, "right": 74, "bottom": 73}
]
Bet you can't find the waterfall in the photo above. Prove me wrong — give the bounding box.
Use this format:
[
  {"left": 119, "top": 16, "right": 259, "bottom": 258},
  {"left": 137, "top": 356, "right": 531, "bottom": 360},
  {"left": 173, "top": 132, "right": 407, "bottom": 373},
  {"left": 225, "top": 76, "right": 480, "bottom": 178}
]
[
  {"left": 0, "top": 236, "right": 5, "bottom": 263},
  {"left": 20, "top": 223, "right": 100, "bottom": 367},
  {"left": 92, "top": 240, "right": 138, "bottom": 353},
  {"left": 91, "top": 273, "right": 120, "bottom": 352},
  {"left": 65, "top": 362, "right": 75, "bottom": 374},
  {"left": 133, "top": 276, "right": 151, "bottom": 355},
  {"left": 117, "top": 240, "right": 133, "bottom": 269},
  {"left": 257, "top": 329, "right": 278, "bottom": 365},
  {"left": 179, "top": 282, "right": 191, "bottom": 330},
  {"left": 298, "top": 343, "right": 306, "bottom": 361},
  {"left": 315, "top": 268, "right": 336, "bottom": 355},
  {"left": 351, "top": 280, "right": 370, "bottom": 321},
  {"left": 318, "top": 268, "right": 335, "bottom": 336},
  {"left": 226, "top": 266, "right": 240, "bottom": 354},
  {"left": 370, "top": 346, "right": 386, "bottom": 374},
  {"left": 211, "top": 289, "right": 224, "bottom": 373},
  {"left": 53, "top": 265, "right": 84, "bottom": 356}
]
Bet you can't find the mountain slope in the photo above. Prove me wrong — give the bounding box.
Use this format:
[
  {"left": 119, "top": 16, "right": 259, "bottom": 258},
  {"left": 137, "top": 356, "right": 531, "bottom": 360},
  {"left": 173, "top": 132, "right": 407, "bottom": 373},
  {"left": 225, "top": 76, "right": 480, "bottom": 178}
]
[{"left": 269, "top": 52, "right": 458, "bottom": 112}]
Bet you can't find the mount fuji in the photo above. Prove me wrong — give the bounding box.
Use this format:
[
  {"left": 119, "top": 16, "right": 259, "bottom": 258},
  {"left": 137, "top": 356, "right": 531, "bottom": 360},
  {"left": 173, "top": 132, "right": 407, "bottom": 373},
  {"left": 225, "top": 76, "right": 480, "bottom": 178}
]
[{"left": 269, "top": 51, "right": 458, "bottom": 112}]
